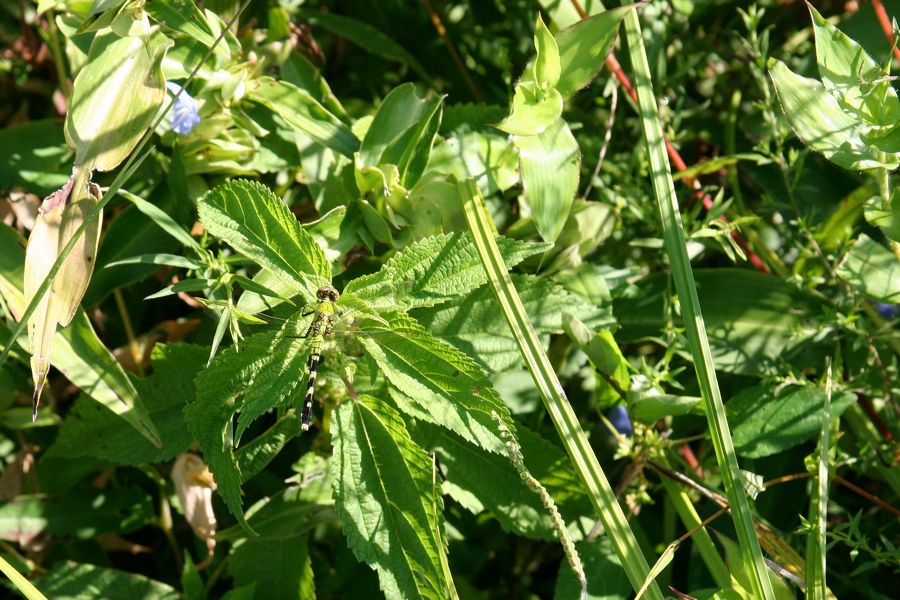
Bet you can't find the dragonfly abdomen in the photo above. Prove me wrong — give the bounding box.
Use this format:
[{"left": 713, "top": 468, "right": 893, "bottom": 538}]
[{"left": 301, "top": 352, "right": 321, "bottom": 431}]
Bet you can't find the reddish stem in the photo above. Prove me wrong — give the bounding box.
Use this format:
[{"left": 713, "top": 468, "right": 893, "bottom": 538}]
[{"left": 871, "top": 0, "right": 900, "bottom": 64}]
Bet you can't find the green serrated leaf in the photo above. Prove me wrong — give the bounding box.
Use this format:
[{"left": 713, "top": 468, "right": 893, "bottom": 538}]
[
  {"left": 331, "top": 396, "right": 451, "bottom": 599},
  {"left": 343, "top": 232, "right": 551, "bottom": 313},
  {"left": 415, "top": 274, "right": 614, "bottom": 372},
  {"left": 360, "top": 313, "right": 513, "bottom": 454},
  {"left": 515, "top": 118, "right": 580, "bottom": 243},
  {"left": 199, "top": 179, "right": 330, "bottom": 296}
]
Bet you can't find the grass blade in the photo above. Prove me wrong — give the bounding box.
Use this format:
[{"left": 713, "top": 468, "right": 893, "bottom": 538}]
[
  {"left": 621, "top": 9, "right": 774, "bottom": 598},
  {"left": 458, "top": 178, "right": 663, "bottom": 600}
]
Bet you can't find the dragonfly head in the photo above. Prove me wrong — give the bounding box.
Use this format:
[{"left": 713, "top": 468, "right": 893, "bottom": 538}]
[{"left": 317, "top": 285, "right": 340, "bottom": 302}]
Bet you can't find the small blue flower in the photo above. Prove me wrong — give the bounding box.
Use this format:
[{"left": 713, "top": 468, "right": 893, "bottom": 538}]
[
  {"left": 166, "top": 81, "right": 201, "bottom": 135},
  {"left": 874, "top": 302, "right": 899, "bottom": 319},
  {"left": 605, "top": 405, "right": 633, "bottom": 437}
]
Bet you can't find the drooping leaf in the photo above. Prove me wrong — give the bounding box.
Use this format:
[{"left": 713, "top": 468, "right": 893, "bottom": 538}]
[
  {"left": 247, "top": 77, "right": 359, "bottom": 158},
  {"left": 414, "top": 274, "right": 615, "bottom": 372},
  {"left": 35, "top": 563, "right": 178, "bottom": 600},
  {"left": 836, "top": 233, "right": 900, "bottom": 303},
  {"left": 46, "top": 343, "right": 205, "bottom": 465},
  {"left": 515, "top": 118, "right": 580, "bottom": 243},
  {"left": 65, "top": 30, "right": 171, "bottom": 172},
  {"left": 331, "top": 396, "right": 451, "bottom": 599},
  {"left": 361, "top": 313, "right": 514, "bottom": 454},
  {"left": 199, "top": 179, "right": 330, "bottom": 296},
  {"left": 729, "top": 384, "right": 856, "bottom": 458}
]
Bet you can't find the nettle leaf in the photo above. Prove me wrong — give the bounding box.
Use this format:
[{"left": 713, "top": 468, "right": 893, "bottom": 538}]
[
  {"left": 809, "top": 4, "right": 900, "bottom": 126},
  {"left": 247, "top": 77, "right": 360, "bottom": 158},
  {"left": 515, "top": 118, "right": 581, "bottom": 243},
  {"left": 729, "top": 385, "right": 856, "bottom": 458},
  {"left": 237, "top": 416, "right": 303, "bottom": 484},
  {"left": 358, "top": 83, "right": 444, "bottom": 187},
  {"left": 414, "top": 274, "right": 615, "bottom": 372},
  {"left": 217, "top": 486, "right": 335, "bottom": 543},
  {"left": 0, "top": 487, "right": 154, "bottom": 540},
  {"left": 46, "top": 343, "right": 205, "bottom": 465},
  {"left": 229, "top": 535, "right": 315, "bottom": 600},
  {"left": 199, "top": 179, "right": 330, "bottom": 295},
  {"left": 331, "top": 396, "right": 451, "bottom": 600},
  {"left": 36, "top": 563, "right": 179, "bottom": 600},
  {"left": 343, "top": 232, "right": 550, "bottom": 313},
  {"left": 768, "top": 60, "right": 898, "bottom": 171},
  {"left": 186, "top": 315, "right": 311, "bottom": 528},
  {"left": 415, "top": 422, "right": 591, "bottom": 541},
  {"left": 360, "top": 313, "right": 514, "bottom": 454},
  {"left": 836, "top": 233, "right": 900, "bottom": 303},
  {"left": 555, "top": 7, "right": 628, "bottom": 99}
]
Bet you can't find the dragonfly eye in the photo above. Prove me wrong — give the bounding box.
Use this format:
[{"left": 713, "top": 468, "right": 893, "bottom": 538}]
[{"left": 317, "top": 285, "right": 340, "bottom": 302}]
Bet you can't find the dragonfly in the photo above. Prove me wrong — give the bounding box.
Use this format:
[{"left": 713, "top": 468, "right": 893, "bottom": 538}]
[{"left": 300, "top": 285, "right": 340, "bottom": 431}]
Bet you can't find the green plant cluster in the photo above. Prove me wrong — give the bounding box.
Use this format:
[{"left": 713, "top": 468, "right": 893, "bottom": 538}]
[{"left": 0, "top": 1, "right": 898, "bottom": 599}]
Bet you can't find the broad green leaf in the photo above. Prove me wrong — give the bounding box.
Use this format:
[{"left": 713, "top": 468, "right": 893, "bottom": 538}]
[
  {"left": 515, "top": 118, "right": 580, "bottom": 243},
  {"left": 415, "top": 274, "right": 615, "bottom": 372},
  {"left": 864, "top": 191, "right": 900, "bottom": 243},
  {"left": 35, "top": 563, "right": 178, "bottom": 600},
  {"left": 295, "top": 9, "right": 431, "bottom": 83},
  {"left": 343, "top": 232, "right": 551, "bottom": 313},
  {"left": 229, "top": 535, "right": 315, "bottom": 600},
  {"left": 46, "top": 343, "right": 205, "bottom": 465},
  {"left": 187, "top": 315, "right": 312, "bottom": 529},
  {"left": 615, "top": 269, "right": 823, "bottom": 376},
  {"left": 555, "top": 7, "right": 629, "bottom": 99},
  {"left": 237, "top": 415, "right": 303, "bottom": 483},
  {"left": 729, "top": 385, "right": 856, "bottom": 458},
  {"left": 416, "top": 422, "right": 591, "bottom": 541},
  {"left": 331, "top": 396, "right": 451, "bottom": 599},
  {"left": 65, "top": 30, "right": 172, "bottom": 172},
  {"left": 427, "top": 131, "right": 519, "bottom": 197},
  {"left": 199, "top": 179, "right": 330, "bottom": 296},
  {"left": 360, "top": 313, "right": 515, "bottom": 454},
  {"left": 553, "top": 538, "right": 635, "bottom": 600},
  {"left": 0, "top": 119, "right": 70, "bottom": 195},
  {"left": 630, "top": 393, "right": 702, "bottom": 422},
  {"left": 0, "top": 487, "right": 154, "bottom": 540},
  {"left": 358, "top": 83, "right": 444, "bottom": 187},
  {"left": 836, "top": 233, "right": 900, "bottom": 302},
  {"left": 247, "top": 77, "right": 359, "bottom": 158},
  {"left": 532, "top": 13, "right": 560, "bottom": 91},
  {"left": 808, "top": 4, "right": 900, "bottom": 126},
  {"left": 768, "top": 60, "right": 898, "bottom": 171}
]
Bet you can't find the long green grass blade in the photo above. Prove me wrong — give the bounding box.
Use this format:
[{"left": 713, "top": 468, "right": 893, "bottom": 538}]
[
  {"left": 806, "top": 364, "right": 832, "bottom": 600},
  {"left": 621, "top": 9, "right": 774, "bottom": 599},
  {"left": 0, "top": 554, "right": 47, "bottom": 600},
  {"left": 458, "top": 178, "right": 663, "bottom": 600}
]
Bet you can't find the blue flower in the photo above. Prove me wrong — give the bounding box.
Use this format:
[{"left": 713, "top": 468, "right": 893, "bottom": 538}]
[
  {"left": 874, "top": 303, "right": 899, "bottom": 319},
  {"left": 605, "top": 405, "right": 633, "bottom": 437},
  {"left": 166, "top": 81, "right": 201, "bottom": 135}
]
